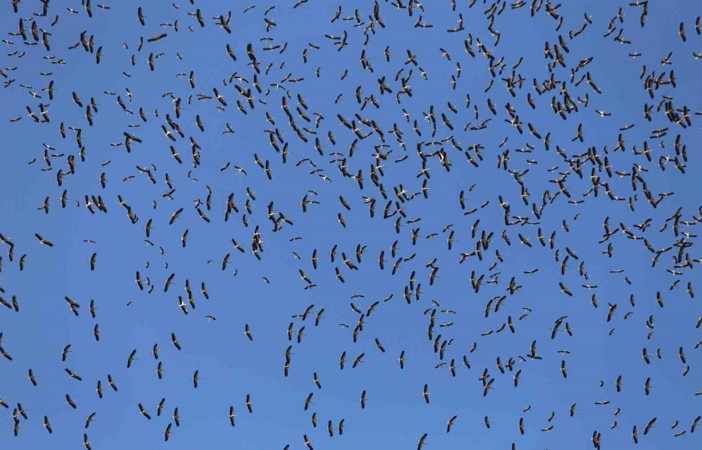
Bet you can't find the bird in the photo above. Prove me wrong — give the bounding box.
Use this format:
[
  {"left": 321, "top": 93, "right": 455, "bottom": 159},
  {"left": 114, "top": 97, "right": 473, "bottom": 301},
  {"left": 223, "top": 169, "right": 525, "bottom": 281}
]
[
  {"left": 138, "top": 403, "right": 152, "bottom": 420},
  {"left": 127, "top": 349, "right": 137, "bottom": 368},
  {"left": 164, "top": 423, "right": 172, "bottom": 441},
  {"left": 83, "top": 434, "right": 92, "bottom": 450},
  {"left": 228, "top": 406, "right": 236, "bottom": 427},
  {"left": 418, "top": 433, "right": 428, "bottom": 450},
  {"left": 43, "top": 415, "right": 52, "bottom": 434},
  {"left": 446, "top": 415, "right": 458, "bottom": 433},
  {"left": 171, "top": 333, "right": 182, "bottom": 350},
  {"left": 34, "top": 233, "right": 54, "bottom": 247}
]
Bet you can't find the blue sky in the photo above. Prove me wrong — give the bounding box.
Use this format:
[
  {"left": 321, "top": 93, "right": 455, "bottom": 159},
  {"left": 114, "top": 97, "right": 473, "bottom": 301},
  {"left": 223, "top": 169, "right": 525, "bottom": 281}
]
[{"left": 0, "top": 0, "right": 701, "bottom": 449}]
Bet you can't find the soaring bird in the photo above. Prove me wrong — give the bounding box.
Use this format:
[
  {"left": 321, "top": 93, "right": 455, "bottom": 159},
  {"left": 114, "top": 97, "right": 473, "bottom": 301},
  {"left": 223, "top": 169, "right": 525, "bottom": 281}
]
[
  {"left": 418, "top": 433, "right": 428, "bottom": 450},
  {"left": 446, "top": 415, "right": 458, "bottom": 433},
  {"left": 138, "top": 403, "right": 152, "bottom": 420}
]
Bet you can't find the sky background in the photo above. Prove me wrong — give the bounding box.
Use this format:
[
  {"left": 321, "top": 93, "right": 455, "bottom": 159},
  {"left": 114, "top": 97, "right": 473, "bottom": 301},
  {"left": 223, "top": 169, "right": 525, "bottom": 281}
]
[{"left": 0, "top": 0, "right": 701, "bottom": 449}]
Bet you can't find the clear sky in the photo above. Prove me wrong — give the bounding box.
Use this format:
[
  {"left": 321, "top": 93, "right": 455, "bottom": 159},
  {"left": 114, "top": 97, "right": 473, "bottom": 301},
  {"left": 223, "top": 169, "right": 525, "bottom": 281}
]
[{"left": 0, "top": 0, "right": 701, "bottom": 449}]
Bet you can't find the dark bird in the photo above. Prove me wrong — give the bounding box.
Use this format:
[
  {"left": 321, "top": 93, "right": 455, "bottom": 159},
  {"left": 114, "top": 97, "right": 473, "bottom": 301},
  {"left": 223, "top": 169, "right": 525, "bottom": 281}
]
[
  {"left": 418, "top": 433, "right": 428, "bottom": 450},
  {"left": 138, "top": 403, "right": 152, "bottom": 420},
  {"left": 34, "top": 233, "right": 54, "bottom": 247}
]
